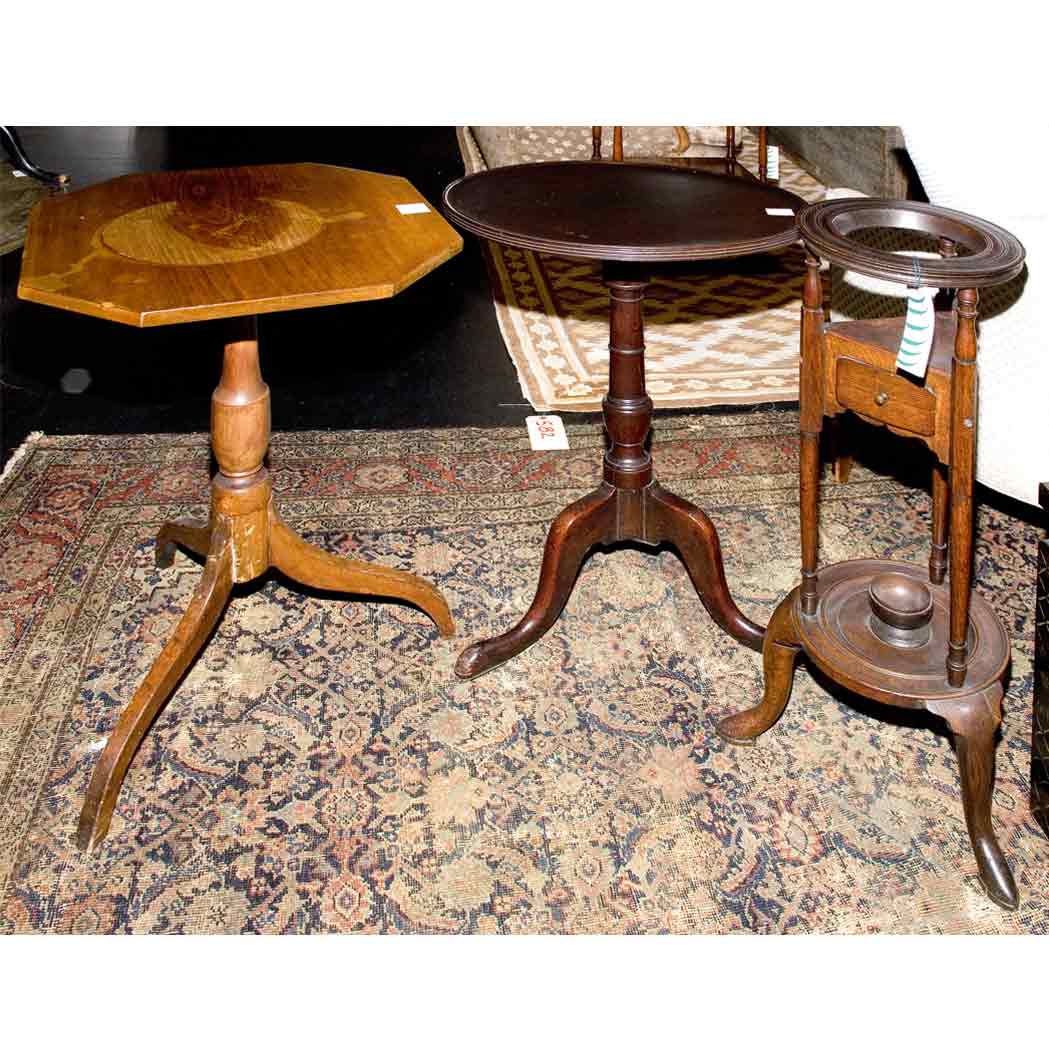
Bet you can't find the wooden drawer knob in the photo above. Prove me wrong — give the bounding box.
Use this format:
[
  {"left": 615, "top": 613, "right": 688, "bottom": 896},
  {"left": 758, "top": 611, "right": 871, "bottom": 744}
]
[{"left": 874, "top": 391, "right": 889, "bottom": 406}]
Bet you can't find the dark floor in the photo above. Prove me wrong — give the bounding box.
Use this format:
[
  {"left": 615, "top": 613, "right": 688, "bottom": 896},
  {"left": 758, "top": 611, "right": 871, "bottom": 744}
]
[{"left": 0, "top": 127, "right": 538, "bottom": 466}]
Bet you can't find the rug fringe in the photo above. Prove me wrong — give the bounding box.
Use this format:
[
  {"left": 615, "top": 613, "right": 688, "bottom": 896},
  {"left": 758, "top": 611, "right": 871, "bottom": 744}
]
[{"left": 0, "top": 430, "right": 45, "bottom": 490}]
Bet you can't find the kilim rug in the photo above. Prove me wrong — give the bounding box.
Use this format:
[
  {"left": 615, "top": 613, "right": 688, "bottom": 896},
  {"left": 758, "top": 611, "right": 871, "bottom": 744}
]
[
  {"left": 456, "top": 128, "right": 828, "bottom": 412},
  {"left": 1, "top": 417, "right": 1046, "bottom": 934}
]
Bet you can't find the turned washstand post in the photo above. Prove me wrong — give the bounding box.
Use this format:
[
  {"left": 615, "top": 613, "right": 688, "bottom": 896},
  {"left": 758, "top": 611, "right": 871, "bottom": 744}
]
[
  {"left": 799, "top": 252, "right": 824, "bottom": 615},
  {"left": 716, "top": 196, "right": 1026, "bottom": 909},
  {"left": 929, "top": 235, "right": 957, "bottom": 586},
  {"left": 947, "top": 287, "right": 979, "bottom": 687}
]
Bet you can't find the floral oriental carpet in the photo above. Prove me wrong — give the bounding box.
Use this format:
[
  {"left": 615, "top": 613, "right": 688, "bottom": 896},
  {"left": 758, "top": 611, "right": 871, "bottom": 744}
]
[{"left": 1, "top": 414, "right": 1046, "bottom": 934}]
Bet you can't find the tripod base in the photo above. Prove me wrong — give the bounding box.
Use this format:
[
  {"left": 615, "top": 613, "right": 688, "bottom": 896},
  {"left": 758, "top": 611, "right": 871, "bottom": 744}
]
[{"left": 718, "top": 559, "right": 1017, "bottom": 910}]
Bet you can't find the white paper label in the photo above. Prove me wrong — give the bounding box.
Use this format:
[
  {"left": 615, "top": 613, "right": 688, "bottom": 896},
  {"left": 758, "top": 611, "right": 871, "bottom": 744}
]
[
  {"left": 526, "top": 415, "right": 569, "bottom": 450},
  {"left": 12, "top": 169, "right": 27, "bottom": 178},
  {"left": 765, "top": 207, "right": 793, "bottom": 217},
  {"left": 767, "top": 145, "right": 780, "bottom": 180},
  {"left": 396, "top": 202, "right": 430, "bottom": 215},
  {"left": 896, "top": 287, "right": 937, "bottom": 378}
]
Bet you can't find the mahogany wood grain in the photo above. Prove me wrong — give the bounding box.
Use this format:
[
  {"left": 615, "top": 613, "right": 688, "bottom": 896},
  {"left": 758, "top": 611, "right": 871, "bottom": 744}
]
[
  {"left": 835, "top": 357, "right": 936, "bottom": 435},
  {"left": 454, "top": 486, "right": 619, "bottom": 679},
  {"left": 442, "top": 168, "right": 802, "bottom": 679},
  {"left": 718, "top": 198, "right": 1026, "bottom": 909},
  {"left": 718, "top": 593, "right": 801, "bottom": 743},
  {"left": 932, "top": 685, "right": 1017, "bottom": 909},
  {"left": 823, "top": 317, "right": 956, "bottom": 465},
  {"left": 719, "top": 573, "right": 1016, "bottom": 909},
  {"left": 18, "top": 163, "right": 462, "bottom": 326},
  {"left": 799, "top": 197, "right": 1024, "bottom": 289},
  {"left": 947, "top": 288, "right": 979, "bottom": 687},
  {"left": 929, "top": 461, "right": 949, "bottom": 585},
  {"left": 443, "top": 162, "right": 801, "bottom": 263},
  {"left": 453, "top": 262, "right": 768, "bottom": 679},
  {"left": 799, "top": 254, "right": 824, "bottom": 616}
]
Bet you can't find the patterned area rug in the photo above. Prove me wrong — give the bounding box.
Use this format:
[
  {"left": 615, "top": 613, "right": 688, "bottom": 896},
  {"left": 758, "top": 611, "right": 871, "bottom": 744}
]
[
  {"left": 456, "top": 129, "right": 827, "bottom": 412},
  {"left": 1, "top": 416, "right": 1046, "bottom": 934}
]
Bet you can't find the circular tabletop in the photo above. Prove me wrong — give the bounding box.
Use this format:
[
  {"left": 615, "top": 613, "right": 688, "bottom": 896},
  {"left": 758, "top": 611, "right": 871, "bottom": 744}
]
[{"left": 443, "top": 161, "right": 804, "bottom": 263}]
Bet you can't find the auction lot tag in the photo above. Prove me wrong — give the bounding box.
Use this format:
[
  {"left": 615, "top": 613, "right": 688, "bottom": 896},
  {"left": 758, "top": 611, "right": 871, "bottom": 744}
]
[
  {"left": 396, "top": 202, "right": 430, "bottom": 215},
  {"left": 526, "top": 415, "right": 570, "bottom": 450},
  {"left": 767, "top": 144, "right": 781, "bottom": 180},
  {"left": 896, "top": 286, "right": 936, "bottom": 379}
]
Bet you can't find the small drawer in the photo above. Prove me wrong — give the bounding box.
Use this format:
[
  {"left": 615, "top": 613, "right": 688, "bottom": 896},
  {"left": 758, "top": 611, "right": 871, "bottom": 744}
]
[{"left": 835, "top": 356, "right": 936, "bottom": 436}]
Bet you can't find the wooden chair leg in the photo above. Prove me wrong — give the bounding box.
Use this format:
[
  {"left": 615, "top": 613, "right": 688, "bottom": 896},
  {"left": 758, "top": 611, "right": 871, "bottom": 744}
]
[
  {"left": 717, "top": 593, "right": 802, "bottom": 743},
  {"left": 77, "top": 519, "right": 234, "bottom": 852},
  {"left": 929, "top": 461, "right": 949, "bottom": 585},
  {"left": 934, "top": 687, "right": 1018, "bottom": 910},
  {"left": 268, "top": 505, "right": 454, "bottom": 638}
]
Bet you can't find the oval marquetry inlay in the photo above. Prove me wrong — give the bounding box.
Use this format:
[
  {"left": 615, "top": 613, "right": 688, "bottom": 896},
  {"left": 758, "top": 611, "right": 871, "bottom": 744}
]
[{"left": 100, "top": 197, "right": 324, "bottom": 267}]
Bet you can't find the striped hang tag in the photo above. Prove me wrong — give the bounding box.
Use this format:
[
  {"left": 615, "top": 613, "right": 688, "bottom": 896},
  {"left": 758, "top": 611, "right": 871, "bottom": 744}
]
[{"left": 896, "top": 286, "right": 936, "bottom": 379}]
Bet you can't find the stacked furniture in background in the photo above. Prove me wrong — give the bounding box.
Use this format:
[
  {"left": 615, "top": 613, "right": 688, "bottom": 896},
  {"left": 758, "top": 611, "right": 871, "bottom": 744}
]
[
  {"left": 589, "top": 125, "right": 773, "bottom": 183},
  {"left": 766, "top": 126, "right": 918, "bottom": 199},
  {"left": 467, "top": 126, "right": 745, "bottom": 170}
]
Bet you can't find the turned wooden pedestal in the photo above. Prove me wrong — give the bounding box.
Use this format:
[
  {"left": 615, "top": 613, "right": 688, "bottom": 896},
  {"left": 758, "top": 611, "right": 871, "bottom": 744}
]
[
  {"left": 77, "top": 321, "right": 453, "bottom": 850},
  {"left": 455, "top": 270, "right": 763, "bottom": 678},
  {"left": 18, "top": 162, "right": 464, "bottom": 851},
  {"left": 442, "top": 161, "right": 805, "bottom": 679}
]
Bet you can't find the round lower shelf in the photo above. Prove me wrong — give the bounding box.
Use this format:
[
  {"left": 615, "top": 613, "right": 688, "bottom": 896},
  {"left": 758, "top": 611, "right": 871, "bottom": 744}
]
[{"left": 794, "top": 559, "right": 1009, "bottom": 706}]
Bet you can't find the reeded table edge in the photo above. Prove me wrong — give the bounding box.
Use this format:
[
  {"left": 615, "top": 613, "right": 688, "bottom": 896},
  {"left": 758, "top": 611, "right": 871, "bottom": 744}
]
[
  {"left": 442, "top": 164, "right": 803, "bottom": 263},
  {"left": 798, "top": 198, "right": 1026, "bottom": 288}
]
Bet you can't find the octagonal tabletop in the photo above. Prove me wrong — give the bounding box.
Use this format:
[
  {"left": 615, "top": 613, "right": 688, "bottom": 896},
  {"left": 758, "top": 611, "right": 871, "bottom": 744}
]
[{"left": 17, "top": 162, "right": 462, "bottom": 326}]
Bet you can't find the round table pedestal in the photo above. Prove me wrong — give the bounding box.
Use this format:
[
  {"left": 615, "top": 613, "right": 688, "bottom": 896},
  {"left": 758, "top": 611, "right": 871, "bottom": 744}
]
[
  {"left": 718, "top": 558, "right": 1017, "bottom": 910},
  {"left": 454, "top": 267, "right": 765, "bottom": 680}
]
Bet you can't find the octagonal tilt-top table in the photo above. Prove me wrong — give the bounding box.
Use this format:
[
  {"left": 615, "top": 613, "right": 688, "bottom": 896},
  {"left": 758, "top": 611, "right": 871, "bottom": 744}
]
[
  {"left": 18, "top": 162, "right": 462, "bottom": 851},
  {"left": 444, "top": 161, "right": 804, "bottom": 678}
]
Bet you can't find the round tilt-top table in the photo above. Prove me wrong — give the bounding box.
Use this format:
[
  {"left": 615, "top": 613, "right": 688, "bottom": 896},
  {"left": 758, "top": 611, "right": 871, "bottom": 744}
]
[
  {"left": 18, "top": 162, "right": 463, "bottom": 851},
  {"left": 443, "top": 161, "right": 805, "bottom": 678}
]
